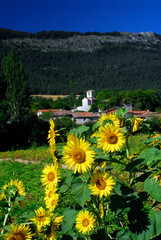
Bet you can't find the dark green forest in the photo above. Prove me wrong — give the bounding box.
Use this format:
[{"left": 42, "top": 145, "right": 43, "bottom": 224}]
[{"left": 0, "top": 28, "right": 161, "bottom": 94}]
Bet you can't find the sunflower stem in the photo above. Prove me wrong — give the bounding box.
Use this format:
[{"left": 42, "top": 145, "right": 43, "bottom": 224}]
[
  {"left": 102, "top": 196, "right": 107, "bottom": 233},
  {"left": 1, "top": 195, "right": 12, "bottom": 236}
]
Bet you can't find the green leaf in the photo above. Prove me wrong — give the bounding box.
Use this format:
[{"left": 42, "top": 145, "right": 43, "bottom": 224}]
[
  {"left": 144, "top": 178, "right": 161, "bottom": 202},
  {"left": 116, "top": 107, "right": 128, "bottom": 117},
  {"left": 137, "top": 147, "right": 161, "bottom": 166},
  {"left": 61, "top": 208, "right": 78, "bottom": 234},
  {"left": 92, "top": 122, "right": 100, "bottom": 131},
  {"left": 15, "top": 195, "right": 25, "bottom": 201},
  {"left": 21, "top": 211, "right": 35, "bottom": 219},
  {"left": 144, "top": 136, "right": 161, "bottom": 144},
  {"left": 65, "top": 171, "right": 74, "bottom": 186},
  {"left": 71, "top": 178, "right": 91, "bottom": 207},
  {"left": 116, "top": 209, "right": 161, "bottom": 240},
  {"left": 130, "top": 209, "right": 161, "bottom": 240},
  {"left": 59, "top": 184, "right": 69, "bottom": 193},
  {"left": 69, "top": 125, "right": 89, "bottom": 137},
  {"left": 116, "top": 230, "right": 132, "bottom": 240},
  {"left": 77, "top": 125, "right": 90, "bottom": 135}
]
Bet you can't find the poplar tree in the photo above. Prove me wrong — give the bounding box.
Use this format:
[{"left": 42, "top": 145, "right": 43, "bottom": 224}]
[{"left": 2, "top": 50, "right": 29, "bottom": 122}]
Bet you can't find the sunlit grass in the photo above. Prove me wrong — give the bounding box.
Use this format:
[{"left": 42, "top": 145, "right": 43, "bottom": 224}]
[{"left": 0, "top": 146, "right": 53, "bottom": 163}]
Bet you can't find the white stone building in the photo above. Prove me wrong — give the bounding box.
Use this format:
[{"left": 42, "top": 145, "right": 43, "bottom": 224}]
[{"left": 76, "top": 90, "right": 96, "bottom": 112}]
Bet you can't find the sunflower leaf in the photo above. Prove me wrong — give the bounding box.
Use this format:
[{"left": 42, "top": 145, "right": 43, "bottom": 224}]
[
  {"left": 71, "top": 179, "right": 91, "bottom": 207},
  {"left": 144, "top": 178, "right": 161, "bottom": 202},
  {"left": 61, "top": 208, "right": 78, "bottom": 234}
]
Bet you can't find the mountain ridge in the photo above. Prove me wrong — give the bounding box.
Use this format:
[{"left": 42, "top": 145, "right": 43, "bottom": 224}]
[{"left": 1, "top": 28, "right": 161, "bottom": 52}]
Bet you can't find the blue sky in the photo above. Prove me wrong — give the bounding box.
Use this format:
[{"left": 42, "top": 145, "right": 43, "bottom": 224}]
[{"left": 1, "top": 0, "right": 161, "bottom": 34}]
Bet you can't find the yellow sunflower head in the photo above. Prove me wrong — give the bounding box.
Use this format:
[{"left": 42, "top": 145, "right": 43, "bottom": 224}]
[
  {"left": 90, "top": 131, "right": 98, "bottom": 138},
  {"left": 45, "top": 193, "right": 59, "bottom": 211},
  {"left": 44, "top": 187, "right": 57, "bottom": 201},
  {"left": 76, "top": 210, "right": 95, "bottom": 234},
  {"left": 97, "top": 124, "right": 125, "bottom": 153},
  {"left": 3, "top": 224, "right": 33, "bottom": 240},
  {"left": 49, "top": 147, "right": 62, "bottom": 168},
  {"left": 63, "top": 136, "right": 96, "bottom": 174},
  {"left": 46, "top": 214, "right": 63, "bottom": 240},
  {"left": 0, "top": 179, "right": 26, "bottom": 201},
  {"left": 99, "top": 202, "right": 104, "bottom": 218},
  {"left": 132, "top": 117, "right": 143, "bottom": 132},
  {"left": 154, "top": 174, "right": 161, "bottom": 186},
  {"left": 89, "top": 171, "right": 115, "bottom": 198},
  {"left": 67, "top": 134, "right": 78, "bottom": 142},
  {"left": 41, "top": 164, "right": 60, "bottom": 188},
  {"left": 31, "top": 206, "right": 52, "bottom": 232},
  {"left": 150, "top": 133, "right": 161, "bottom": 148},
  {"left": 10, "top": 179, "right": 26, "bottom": 196},
  {"left": 98, "top": 113, "right": 120, "bottom": 128},
  {"left": 48, "top": 119, "right": 60, "bottom": 144}
]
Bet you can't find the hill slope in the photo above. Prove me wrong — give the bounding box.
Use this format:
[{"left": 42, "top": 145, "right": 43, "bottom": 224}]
[{"left": 0, "top": 28, "right": 161, "bottom": 94}]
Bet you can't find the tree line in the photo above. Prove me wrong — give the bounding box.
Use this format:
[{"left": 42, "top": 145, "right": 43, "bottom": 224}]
[{"left": 0, "top": 28, "right": 121, "bottom": 40}]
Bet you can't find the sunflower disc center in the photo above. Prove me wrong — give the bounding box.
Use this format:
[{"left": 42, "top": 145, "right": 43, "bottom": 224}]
[
  {"left": 96, "top": 179, "right": 106, "bottom": 190},
  {"left": 73, "top": 149, "right": 85, "bottom": 163},
  {"left": 107, "top": 134, "right": 118, "bottom": 144},
  {"left": 47, "top": 172, "right": 55, "bottom": 181},
  {"left": 13, "top": 233, "right": 26, "bottom": 240},
  {"left": 38, "top": 215, "right": 46, "bottom": 222},
  {"left": 82, "top": 218, "right": 89, "bottom": 227}
]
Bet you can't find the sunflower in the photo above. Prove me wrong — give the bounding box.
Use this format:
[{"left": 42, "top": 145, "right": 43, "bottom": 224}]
[
  {"left": 3, "top": 224, "right": 33, "bottom": 240},
  {"left": 44, "top": 187, "right": 57, "bottom": 201},
  {"left": 154, "top": 174, "right": 161, "bottom": 186},
  {"left": 48, "top": 119, "right": 59, "bottom": 145},
  {"left": 67, "top": 134, "right": 78, "bottom": 142},
  {"left": 45, "top": 193, "right": 59, "bottom": 211},
  {"left": 97, "top": 124, "right": 125, "bottom": 153},
  {"left": 10, "top": 179, "right": 26, "bottom": 196},
  {"left": 132, "top": 117, "right": 143, "bottom": 132},
  {"left": 99, "top": 202, "right": 104, "bottom": 218},
  {"left": 31, "top": 206, "right": 52, "bottom": 232},
  {"left": 90, "top": 131, "right": 99, "bottom": 138},
  {"left": 150, "top": 133, "right": 161, "bottom": 148},
  {"left": 0, "top": 179, "right": 26, "bottom": 201},
  {"left": 89, "top": 171, "right": 115, "bottom": 198},
  {"left": 49, "top": 147, "right": 62, "bottom": 168},
  {"left": 76, "top": 210, "right": 95, "bottom": 234},
  {"left": 63, "top": 136, "right": 95, "bottom": 174},
  {"left": 98, "top": 113, "right": 120, "bottom": 128},
  {"left": 46, "top": 214, "right": 63, "bottom": 240},
  {"left": 41, "top": 164, "right": 60, "bottom": 188},
  {"left": 48, "top": 120, "right": 62, "bottom": 168}
]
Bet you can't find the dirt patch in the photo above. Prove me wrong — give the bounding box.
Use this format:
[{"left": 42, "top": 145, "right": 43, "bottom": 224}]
[{"left": 0, "top": 158, "right": 70, "bottom": 169}]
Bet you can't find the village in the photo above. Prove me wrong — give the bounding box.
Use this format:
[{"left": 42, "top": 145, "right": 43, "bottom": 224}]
[{"left": 37, "top": 89, "right": 161, "bottom": 125}]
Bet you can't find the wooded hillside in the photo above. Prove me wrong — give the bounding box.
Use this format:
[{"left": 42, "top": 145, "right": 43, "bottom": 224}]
[{"left": 0, "top": 28, "right": 161, "bottom": 94}]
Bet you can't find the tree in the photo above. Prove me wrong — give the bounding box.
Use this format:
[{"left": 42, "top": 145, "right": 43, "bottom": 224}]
[{"left": 2, "top": 50, "right": 29, "bottom": 122}]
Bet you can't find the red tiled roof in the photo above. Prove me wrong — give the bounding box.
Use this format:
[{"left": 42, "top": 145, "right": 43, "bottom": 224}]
[
  {"left": 107, "top": 109, "right": 154, "bottom": 115},
  {"left": 38, "top": 109, "right": 99, "bottom": 118},
  {"left": 38, "top": 109, "right": 57, "bottom": 112},
  {"left": 72, "top": 112, "right": 99, "bottom": 118}
]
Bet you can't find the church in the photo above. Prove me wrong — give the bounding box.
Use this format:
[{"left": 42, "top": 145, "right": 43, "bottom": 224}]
[{"left": 76, "top": 90, "right": 96, "bottom": 112}]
